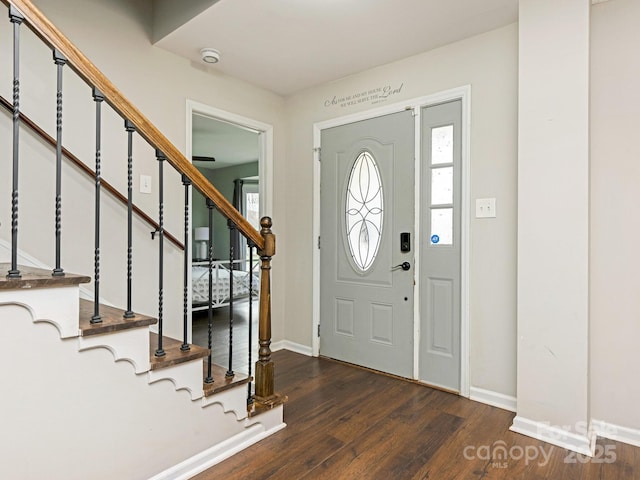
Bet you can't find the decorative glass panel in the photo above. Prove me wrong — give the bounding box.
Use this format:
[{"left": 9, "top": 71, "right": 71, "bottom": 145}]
[
  {"left": 345, "top": 151, "right": 384, "bottom": 271},
  {"left": 431, "top": 166, "right": 453, "bottom": 205},
  {"left": 432, "top": 125, "right": 453, "bottom": 165},
  {"left": 430, "top": 208, "right": 453, "bottom": 245}
]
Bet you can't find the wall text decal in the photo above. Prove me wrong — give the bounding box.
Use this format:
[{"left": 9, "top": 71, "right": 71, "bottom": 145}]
[{"left": 324, "top": 83, "right": 404, "bottom": 109}]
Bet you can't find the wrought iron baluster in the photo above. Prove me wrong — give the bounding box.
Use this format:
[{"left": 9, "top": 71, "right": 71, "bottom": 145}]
[
  {"left": 7, "top": 7, "right": 24, "bottom": 279},
  {"left": 52, "top": 50, "right": 66, "bottom": 277},
  {"left": 205, "top": 198, "right": 215, "bottom": 384},
  {"left": 91, "top": 88, "right": 104, "bottom": 324},
  {"left": 123, "top": 120, "right": 135, "bottom": 318},
  {"left": 181, "top": 174, "right": 191, "bottom": 351},
  {"left": 155, "top": 150, "right": 166, "bottom": 357},
  {"left": 227, "top": 220, "right": 235, "bottom": 378},
  {"left": 247, "top": 242, "right": 255, "bottom": 405}
]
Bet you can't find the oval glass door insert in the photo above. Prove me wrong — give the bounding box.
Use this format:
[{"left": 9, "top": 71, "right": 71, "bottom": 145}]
[{"left": 345, "top": 151, "right": 384, "bottom": 271}]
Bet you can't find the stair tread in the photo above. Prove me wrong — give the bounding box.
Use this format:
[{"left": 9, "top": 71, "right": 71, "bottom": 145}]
[
  {"left": 149, "top": 333, "right": 252, "bottom": 395},
  {"left": 79, "top": 299, "right": 156, "bottom": 336},
  {"left": 203, "top": 362, "right": 251, "bottom": 396},
  {"left": 149, "top": 332, "right": 209, "bottom": 370},
  {"left": 0, "top": 263, "right": 90, "bottom": 290},
  {"left": 247, "top": 392, "right": 288, "bottom": 418}
]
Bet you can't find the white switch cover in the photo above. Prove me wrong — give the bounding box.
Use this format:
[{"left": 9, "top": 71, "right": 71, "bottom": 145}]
[
  {"left": 476, "top": 198, "right": 496, "bottom": 218},
  {"left": 140, "top": 175, "right": 152, "bottom": 194}
]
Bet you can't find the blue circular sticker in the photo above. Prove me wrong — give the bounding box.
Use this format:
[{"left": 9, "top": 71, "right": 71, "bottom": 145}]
[{"left": 431, "top": 234, "right": 440, "bottom": 244}]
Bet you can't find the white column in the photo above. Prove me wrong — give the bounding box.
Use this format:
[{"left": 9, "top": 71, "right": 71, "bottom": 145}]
[{"left": 512, "top": 0, "right": 592, "bottom": 455}]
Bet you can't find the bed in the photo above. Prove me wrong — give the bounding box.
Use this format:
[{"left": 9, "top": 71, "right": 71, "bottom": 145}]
[{"left": 192, "top": 260, "right": 260, "bottom": 310}]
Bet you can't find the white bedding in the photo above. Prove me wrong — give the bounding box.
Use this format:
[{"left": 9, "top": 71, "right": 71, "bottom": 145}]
[{"left": 192, "top": 263, "right": 259, "bottom": 308}]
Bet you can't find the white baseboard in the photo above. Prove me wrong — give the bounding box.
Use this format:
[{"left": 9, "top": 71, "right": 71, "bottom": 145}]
[
  {"left": 591, "top": 419, "right": 640, "bottom": 448},
  {"left": 271, "top": 340, "right": 313, "bottom": 356},
  {"left": 150, "top": 407, "right": 286, "bottom": 480},
  {"left": 510, "top": 415, "right": 594, "bottom": 456},
  {"left": 469, "top": 386, "right": 517, "bottom": 412}
]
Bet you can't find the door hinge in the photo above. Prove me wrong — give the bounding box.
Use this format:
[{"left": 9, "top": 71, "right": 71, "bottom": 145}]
[
  {"left": 314, "top": 147, "right": 321, "bottom": 162},
  {"left": 318, "top": 324, "right": 321, "bottom": 337},
  {"left": 317, "top": 235, "right": 321, "bottom": 249}
]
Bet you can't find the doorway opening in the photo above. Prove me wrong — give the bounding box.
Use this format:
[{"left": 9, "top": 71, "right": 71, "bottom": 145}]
[{"left": 185, "top": 100, "right": 273, "bottom": 349}]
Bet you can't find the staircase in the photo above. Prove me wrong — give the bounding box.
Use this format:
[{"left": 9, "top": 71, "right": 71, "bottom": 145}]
[
  {"left": 0, "top": 263, "right": 285, "bottom": 479},
  {"left": 0, "top": 0, "right": 286, "bottom": 477}
]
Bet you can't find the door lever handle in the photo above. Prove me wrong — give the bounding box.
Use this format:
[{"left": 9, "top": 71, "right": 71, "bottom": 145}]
[{"left": 392, "top": 262, "right": 411, "bottom": 271}]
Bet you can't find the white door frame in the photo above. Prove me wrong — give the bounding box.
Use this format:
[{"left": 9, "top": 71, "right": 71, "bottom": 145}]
[
  {"left": 312, "top": 85, "right": 471, "bottom": 397},
  {"left": 184, "top": 99, "right": 274, "bottom": 342}
]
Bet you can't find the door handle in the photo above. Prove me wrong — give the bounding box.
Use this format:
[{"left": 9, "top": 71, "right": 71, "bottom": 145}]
[{"left": 392, "top": 262, "right": 411, "bottom": 271}]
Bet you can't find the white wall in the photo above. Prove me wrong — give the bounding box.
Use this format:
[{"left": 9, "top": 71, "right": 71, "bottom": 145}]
[
  {"left": 590, "top": 0, "right": 640, "bottom": 431},
  {"left": 0, "top": 0, "right": 287, "bottom": 342},
  {"left": 284, "top": 24, "right": 518, "bottom": 397},
  {"left": 515, "top": 0, "right": 590, "bottom": 444}
]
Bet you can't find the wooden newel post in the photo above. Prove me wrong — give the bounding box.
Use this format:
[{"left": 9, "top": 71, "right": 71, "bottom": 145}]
[{"left": 255, "top": 216, "right": 275, "bottom": 401}]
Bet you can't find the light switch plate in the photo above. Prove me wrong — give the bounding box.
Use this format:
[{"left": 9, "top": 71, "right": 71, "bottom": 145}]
[
  {"left": 140, "top": 175, "right": 152, "bottom": 194},
  {"left": 476, "top": 198, "right": 496, "bottom": 218}
]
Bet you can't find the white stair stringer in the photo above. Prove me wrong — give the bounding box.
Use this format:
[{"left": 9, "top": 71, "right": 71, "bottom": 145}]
[
  {"left": 1, "top": 301, "right": 286, "bottom": 480},
  {"left": 148, "top": 360, "right": 205, "bottom": 401},
  {"left": 202, "top": 384, "right": 250, "bottom": 421},
  {"left": 0, "top": 285, "right": 81, "bottom": 338},
  {"left": 78, "top": 327, "right": 151, "bottom": 374}
]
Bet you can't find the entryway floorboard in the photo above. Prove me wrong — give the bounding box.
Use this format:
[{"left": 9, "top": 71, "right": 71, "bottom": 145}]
[{"left": 193, "top": 350, "right": 639, "bottom": 480}]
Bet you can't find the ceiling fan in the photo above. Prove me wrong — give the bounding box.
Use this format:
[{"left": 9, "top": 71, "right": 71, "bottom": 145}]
[{"left": 192, "top": 156, "right": 216, "bottom": 162}]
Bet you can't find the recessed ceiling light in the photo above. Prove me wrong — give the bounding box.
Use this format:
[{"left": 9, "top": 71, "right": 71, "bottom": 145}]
[{"left": 200, "top": 48, "right": 221, "bottom": 64}]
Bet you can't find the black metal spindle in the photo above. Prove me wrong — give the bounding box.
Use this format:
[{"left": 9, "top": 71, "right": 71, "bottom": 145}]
[
  {"left": 91, "top": 88, "right": 104, "bottom": 324},
  {"left": 123, "top": 120, "right": 135, "bottom": 318},
  {"left": 7, "top": 7, "right": 24, "bottom": 279},
  {"left": 52, "top": 50, "right": 66, "bottom": 277},
  {"left": 226, "top": 220, "right": 235, "bottom": 378},
  {"left": 205, "top": 198, "right": 215, "bottom": 384},
  {"left": 155, "top": 150, "right": 166, "bottom": 357},
  {"left": 181, "top": 174, "right": 191, "bottom": 351},
  {"left": 247, "top": 242, "right": 254, "bottom": 405}
]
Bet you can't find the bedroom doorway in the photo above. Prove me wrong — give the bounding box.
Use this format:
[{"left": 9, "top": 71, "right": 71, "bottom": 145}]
[
  {"left": 190, "top": 114, "right": 260, "bottom": 263},
  {"left": 185, "top": 100, "right": 273, "bottom": 352}
]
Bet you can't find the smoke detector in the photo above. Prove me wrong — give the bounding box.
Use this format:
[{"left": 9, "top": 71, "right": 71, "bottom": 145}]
[{"left": 200, "top": 48, "right": 221, "bottom": 64}]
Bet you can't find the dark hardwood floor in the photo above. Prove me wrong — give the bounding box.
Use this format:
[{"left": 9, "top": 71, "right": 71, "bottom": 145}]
[
  {"left": 192, "top": 299, "right": 257, "bottom": 375},
  {"left": 193, "top": 350, "right": 639, "bottom": 480}
]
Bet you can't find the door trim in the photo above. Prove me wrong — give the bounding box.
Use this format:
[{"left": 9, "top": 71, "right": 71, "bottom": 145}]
[{"left": 312, "top": 85, "right": 471, "bottom": 397}]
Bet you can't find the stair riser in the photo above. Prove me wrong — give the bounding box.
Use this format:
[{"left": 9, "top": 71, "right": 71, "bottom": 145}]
[
  {"left": 149, "top": 362, "right": 206, "bottom": 401},
  {"left": 0, "top": 286, "right": 80, "bottom": 338},
  {"left": 202, "top": 385, "right": 249, "bottom": 420},
  {"left": 78, "top": 327, "right": 151, "bottom": 374}
]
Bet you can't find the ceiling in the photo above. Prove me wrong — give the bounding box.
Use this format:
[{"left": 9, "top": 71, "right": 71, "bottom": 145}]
[
  {"left": 154, "top": 0, "right": 519, "bottom": 96},
  {"left": 192, "top": 114, "right": 259, "bottom": 170}
]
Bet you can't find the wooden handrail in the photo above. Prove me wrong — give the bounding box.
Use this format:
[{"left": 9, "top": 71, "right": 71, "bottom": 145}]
[
  {"left": 3, "top": 0, "right": 280, "bottom": 411},
  {"left": 0, "top": 94, "right": 184, "bottom": 251},
  {"left": 3, "top": 0, "right": 264, "bottom": 250}
]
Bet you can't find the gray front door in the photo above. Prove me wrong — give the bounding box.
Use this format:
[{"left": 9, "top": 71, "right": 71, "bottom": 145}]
[{"left": 320, "top": 111, "right": 415, "bottom": 378}]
